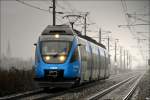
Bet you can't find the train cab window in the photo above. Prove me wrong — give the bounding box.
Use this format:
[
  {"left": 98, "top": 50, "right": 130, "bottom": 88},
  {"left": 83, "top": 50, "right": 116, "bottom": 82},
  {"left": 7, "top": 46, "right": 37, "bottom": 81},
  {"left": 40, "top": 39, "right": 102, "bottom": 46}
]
[
  {"left": 41, "top": 41, "right": 72, "bottom": 63},
  {"left": 70, "top": 48, "right": 79, "bottom": 63}
]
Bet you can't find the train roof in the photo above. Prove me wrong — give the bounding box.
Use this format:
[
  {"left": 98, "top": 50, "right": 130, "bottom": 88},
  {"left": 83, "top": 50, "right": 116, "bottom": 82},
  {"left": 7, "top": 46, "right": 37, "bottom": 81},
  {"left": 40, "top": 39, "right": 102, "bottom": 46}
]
[
  {"left": 73, "top": 29, "right": 106, "bottom": 49},
  {"left": 41, "top": 25, "right": 74, "bottom": 35},
  {"left": 41, "top": 25, "right": 106, "bottom": 49}
]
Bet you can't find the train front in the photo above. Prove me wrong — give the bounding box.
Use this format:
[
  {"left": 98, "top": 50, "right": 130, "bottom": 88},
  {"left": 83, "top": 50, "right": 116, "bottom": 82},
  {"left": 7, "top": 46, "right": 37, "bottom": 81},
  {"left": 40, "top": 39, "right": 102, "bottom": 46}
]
[{"left": 34, "top": 26, "right": 80, "bottom": 88}]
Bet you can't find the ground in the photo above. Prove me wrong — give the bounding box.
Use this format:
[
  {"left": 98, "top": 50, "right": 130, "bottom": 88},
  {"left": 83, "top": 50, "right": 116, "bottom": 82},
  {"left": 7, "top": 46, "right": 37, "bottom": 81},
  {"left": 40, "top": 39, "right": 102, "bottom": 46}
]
[{"left": 137, "top": 69, "right": 150, "bottom": 100}]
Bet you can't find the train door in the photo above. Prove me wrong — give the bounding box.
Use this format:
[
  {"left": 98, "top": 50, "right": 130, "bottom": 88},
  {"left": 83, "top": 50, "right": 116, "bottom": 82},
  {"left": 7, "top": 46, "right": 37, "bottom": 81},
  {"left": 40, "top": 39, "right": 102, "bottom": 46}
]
[
  {"left": 105, "top": 53, "right": 110, "bottom": 78},
  {"left": 100, "top": 50, "right": 105, "bottom": 78},
  {"left": 95, "top": 48, "right": 99, "bottom": 80},
  {"left": 91, "top": 45, "right": 96, "bottom": 80},
  {"left": 90, "top": 45, "right": 94, "bottom": 80},
  {"left": 104, "top": 51, "right": 107, "bottom": 78},
  {"left": 108, "top": 54, "right": 111, "bottom": 77},
  {"left": 87, "top": 43, "right": 93, "bottom": 81},
  {"left": 79, "top": 43, "right": 89, "bottom": 81},
  {"left": 98, "top": 48, "right": 101, "bottom": 79}
]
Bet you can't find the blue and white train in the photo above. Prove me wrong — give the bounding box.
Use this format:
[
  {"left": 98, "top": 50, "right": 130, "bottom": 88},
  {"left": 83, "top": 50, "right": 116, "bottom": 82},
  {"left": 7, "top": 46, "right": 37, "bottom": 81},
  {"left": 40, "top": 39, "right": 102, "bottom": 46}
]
[{"left": 34, "top": 25, "right": 110, "bottom": 88}]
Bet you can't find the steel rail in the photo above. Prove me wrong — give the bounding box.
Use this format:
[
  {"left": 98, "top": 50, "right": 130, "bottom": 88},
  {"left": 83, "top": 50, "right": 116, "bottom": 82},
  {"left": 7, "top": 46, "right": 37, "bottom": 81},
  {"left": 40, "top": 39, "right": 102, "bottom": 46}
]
[
  {"left": 122, "top": 74, "right": 144, "bottom": 100},
  {"left": 0, "top": 89, "right": 43, "bottom": 100},
  {"left": 87, "top": 76, "right": 137, "bottom": 100}
]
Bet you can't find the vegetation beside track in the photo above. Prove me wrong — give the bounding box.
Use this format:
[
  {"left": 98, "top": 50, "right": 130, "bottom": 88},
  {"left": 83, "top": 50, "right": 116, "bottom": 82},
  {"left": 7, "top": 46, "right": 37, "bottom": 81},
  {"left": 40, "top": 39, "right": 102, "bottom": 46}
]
[
  {"left": 0, "top": 58, "right": 37, "bottom": 97},
  {"left": 137, "top": 69, "right": 150, "bottom": 99}
]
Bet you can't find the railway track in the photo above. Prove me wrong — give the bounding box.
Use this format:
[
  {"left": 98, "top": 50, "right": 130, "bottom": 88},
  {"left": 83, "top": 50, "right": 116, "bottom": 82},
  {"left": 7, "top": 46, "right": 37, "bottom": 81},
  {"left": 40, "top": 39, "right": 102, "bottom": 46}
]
[
  {"left": 87, "top": 73, "right": 144, "bottom": 100},
  {"left": 0, "top": 89, "right": 43, "bottom": 100},
  {"left": 0, "top": 71, "right": 142, "bottom": 100},
  {"left": 19, "top": 87, "right": 69, "bottom": 100},
  {"left": 0, "top": 87, "right": 68, "bottom": 100},
  {"left": 122, "top": 74, "right": 144, "bottom": 100}
]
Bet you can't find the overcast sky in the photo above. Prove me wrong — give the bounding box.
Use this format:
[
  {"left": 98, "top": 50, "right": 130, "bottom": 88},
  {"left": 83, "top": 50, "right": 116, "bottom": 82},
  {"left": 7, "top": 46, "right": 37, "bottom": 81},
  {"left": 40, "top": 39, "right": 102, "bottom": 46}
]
[{"left": 0, "top": 0, "right": 149, "bottom": 67}]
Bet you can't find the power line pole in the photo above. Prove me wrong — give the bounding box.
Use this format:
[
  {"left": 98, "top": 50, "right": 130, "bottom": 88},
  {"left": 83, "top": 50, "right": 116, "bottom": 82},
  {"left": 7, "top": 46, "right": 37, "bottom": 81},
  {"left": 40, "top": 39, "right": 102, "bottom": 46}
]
[
  {"left": 127, "top": 51, "right": 128, "bottom": 70},
  {"left": 114, "top": 40, "right": 117, "bottom": 63},
  {"left": 149, "top": 30, "right": 150, "bottom": 70},
  {"left": 108, "top": 36, "right": 110, "bottom": 53},
  {"left": 99, "top": 28, "right": 101, "bottom": 44},
  {"left": 52, "top": 0, "right": 56, "bottom": 26},
  {"left": 7, "top": 40, "right": 11, "bottom": 57},
  {"left": 0, "top": 24, "right": 2, "bottom": 68},
  {"left": 128, "top": 55, "right": 131, "bottom": 70},
  {"left": 0, "top": 0, "right": 1, "bottom": 64},
  {"left": 124, "top": 50, "right": 126, "bottom": 70},
  {"left": 84, "top": 13, "right": 88, "bottom": 36},
  {"left": 120, "top": 47, "right": 122, "bottom": 70},
  {"left": 114, "top": 39, "right": 118, "bottom": 74},
  {"left": 130, "top": 55, "right": 132, "bottom": 70}
]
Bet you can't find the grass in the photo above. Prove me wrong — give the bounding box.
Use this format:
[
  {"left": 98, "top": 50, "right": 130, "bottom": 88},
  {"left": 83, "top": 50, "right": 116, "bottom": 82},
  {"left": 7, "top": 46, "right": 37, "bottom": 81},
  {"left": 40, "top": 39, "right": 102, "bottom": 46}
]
[
  {"left": 137, "top": 68, "right": 150, "bottom": 99},
  {"left": 0, "top": 58, "right": 38, "bottom": 97},
  {"left": 0, "top": 67, "right": 38, "bottom": 97}
]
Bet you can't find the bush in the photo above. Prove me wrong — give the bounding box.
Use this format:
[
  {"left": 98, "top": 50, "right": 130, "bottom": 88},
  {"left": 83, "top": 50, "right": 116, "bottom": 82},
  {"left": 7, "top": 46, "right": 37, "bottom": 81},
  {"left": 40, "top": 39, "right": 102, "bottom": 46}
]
[{"left": 0, "top": 67, "right": 37, "bottom": 97}]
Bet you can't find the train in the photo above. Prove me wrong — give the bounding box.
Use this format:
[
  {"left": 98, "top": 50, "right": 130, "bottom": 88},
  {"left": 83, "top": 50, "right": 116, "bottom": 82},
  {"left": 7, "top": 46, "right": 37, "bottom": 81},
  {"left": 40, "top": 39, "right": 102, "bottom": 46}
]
[{"left": 34, "top": 25, "right": 110, "bottom": 89}]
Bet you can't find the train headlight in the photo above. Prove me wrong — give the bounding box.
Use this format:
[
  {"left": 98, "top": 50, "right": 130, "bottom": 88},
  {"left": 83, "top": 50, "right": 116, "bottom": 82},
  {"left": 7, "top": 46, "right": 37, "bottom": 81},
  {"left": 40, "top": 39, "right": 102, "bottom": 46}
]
[
  {"left": 55, "top": 34, "right": 60, "bottom": 38},
  {"left": 44, "top": 56, "right": 51, "bottom": 61},
  {"left": 59, "top": 55, "right": 66, "bottom": 62}
]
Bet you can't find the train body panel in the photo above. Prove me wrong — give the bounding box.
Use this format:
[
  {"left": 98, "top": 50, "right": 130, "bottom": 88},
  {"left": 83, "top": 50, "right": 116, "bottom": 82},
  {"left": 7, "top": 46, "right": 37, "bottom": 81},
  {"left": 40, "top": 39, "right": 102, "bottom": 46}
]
[
  {"left": 77, "top": 37, "right": 110, "bottom": 82},
  {"left": 34, "top": 25, "right": 110, "bottom": 88}
]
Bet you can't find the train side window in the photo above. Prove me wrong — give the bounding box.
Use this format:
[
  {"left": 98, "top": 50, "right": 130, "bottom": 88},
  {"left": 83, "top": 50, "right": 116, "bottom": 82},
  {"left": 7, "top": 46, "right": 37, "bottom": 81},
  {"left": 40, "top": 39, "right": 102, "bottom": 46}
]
[{"left": 70, "top": 48, "right": 79, "bottom": 63}]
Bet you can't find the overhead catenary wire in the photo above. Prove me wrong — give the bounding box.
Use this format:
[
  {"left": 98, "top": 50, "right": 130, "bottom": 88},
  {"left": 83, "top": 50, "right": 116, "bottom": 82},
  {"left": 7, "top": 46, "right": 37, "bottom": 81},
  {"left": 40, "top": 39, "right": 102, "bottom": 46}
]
[
  {"left": 16, "top": 0, "right": 115, "bottom": 46},
  {"left": 56, "top": 0, "right": 100, "bottom": 35},
  {"left": 16, "top": 0, "right": 64, "bottom": 24},
  {"left": 120, "top": 0, "right": 149, "bottom": 60},
  {"left": 127, "top": 13, "right": 150, "bottom": 23},
  {"left": 56, "top": 16, "right": 64, "bottom": 24},
  {"left": 120, "top": 0, "right": 134, "bottom": 35},
  {"left": 16, "top": 0, "right": 84, "bottom": 27},
  {"left": 16, "top": 0, "right": 49, "bottom": 12}
]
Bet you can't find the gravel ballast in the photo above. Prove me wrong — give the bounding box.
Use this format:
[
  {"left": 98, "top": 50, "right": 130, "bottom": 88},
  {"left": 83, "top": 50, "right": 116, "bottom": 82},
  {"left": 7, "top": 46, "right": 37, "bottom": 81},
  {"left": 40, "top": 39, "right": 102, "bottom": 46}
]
[{"left": 137, "top": 69, "right": 150, "bottom": 100}]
